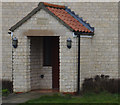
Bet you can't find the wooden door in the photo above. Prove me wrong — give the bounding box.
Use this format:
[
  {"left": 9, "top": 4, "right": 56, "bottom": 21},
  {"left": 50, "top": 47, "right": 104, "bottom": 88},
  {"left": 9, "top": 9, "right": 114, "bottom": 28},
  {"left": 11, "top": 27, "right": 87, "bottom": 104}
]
[{"left": 52, "top": 37, "right": 59, "bottom": 90}]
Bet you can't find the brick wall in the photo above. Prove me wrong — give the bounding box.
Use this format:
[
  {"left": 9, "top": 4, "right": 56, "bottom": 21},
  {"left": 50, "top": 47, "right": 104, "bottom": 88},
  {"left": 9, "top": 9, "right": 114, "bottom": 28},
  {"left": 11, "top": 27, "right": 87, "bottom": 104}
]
[
  {"left": 30, "top": 37, "right": 52, "bottom": 90},
  {"left": 2, "top": 2, "right": 38, "bottom": 81},
  {"left": 0, "top": 2, "right": 2, "bottom": 104},
  {"left": 0, "top": 2, "right": 2, "bottom": 80},
  {"left": 70, "top": 2, "right": 118, "bottom": 87}
]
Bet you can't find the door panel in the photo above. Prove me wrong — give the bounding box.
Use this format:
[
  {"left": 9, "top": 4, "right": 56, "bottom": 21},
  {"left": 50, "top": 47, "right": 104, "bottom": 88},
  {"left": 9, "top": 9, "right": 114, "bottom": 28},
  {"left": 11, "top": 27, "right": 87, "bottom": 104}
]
[{"left": 52, "top": 37, "right": 59, "bottom": 89}]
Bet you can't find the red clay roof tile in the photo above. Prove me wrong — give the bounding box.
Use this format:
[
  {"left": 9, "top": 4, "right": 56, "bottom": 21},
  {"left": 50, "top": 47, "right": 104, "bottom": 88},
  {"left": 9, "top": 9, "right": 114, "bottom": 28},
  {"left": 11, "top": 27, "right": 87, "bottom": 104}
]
[{"left": 46, "top": 6, "right": 92, "bottom": 33}]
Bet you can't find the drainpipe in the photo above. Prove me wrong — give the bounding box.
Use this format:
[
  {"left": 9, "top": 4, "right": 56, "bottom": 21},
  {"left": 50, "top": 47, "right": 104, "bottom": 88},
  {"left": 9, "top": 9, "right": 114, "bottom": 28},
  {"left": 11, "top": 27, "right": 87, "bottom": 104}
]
[
  {"left": 8, "top": 31, "right": 14, "bottom": 91},
  {"left": 77, "top": 33, "right": 80, "bottom": 94}
]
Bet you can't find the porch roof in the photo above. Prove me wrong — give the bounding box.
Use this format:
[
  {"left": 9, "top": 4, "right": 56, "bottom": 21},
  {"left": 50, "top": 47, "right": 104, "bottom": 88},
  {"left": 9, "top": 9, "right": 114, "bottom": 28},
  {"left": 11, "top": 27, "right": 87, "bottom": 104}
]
[{"left": 9, "top": 2, "right": 94, "bottom": 35}]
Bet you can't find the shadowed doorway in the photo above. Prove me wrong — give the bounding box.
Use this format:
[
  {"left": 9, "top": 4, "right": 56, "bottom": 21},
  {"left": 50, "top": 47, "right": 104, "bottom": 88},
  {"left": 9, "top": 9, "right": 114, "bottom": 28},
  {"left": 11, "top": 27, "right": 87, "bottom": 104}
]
[
  {"left": 43, "top": 36, "right": 59, "bottom": 90},
  {"left": 30, "top": 36, "right": 59, "bottom": 91}
]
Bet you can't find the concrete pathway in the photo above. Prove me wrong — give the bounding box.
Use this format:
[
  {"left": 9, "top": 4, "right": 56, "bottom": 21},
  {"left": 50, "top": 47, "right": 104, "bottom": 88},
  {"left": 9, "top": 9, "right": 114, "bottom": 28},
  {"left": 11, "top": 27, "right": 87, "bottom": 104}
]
[{"left": 2, "top": 90, "right": 56, "bottom": 105}]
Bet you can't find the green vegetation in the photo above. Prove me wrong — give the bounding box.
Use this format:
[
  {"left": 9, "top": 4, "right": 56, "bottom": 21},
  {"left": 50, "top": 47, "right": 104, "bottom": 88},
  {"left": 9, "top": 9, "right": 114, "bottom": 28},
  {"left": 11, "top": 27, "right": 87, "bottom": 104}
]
[
  {"left": 20, "top": 92, "right": 119, "bottom": 104},
  {"left": 2, "top": 89, "right": 10, "bottom": 96}
]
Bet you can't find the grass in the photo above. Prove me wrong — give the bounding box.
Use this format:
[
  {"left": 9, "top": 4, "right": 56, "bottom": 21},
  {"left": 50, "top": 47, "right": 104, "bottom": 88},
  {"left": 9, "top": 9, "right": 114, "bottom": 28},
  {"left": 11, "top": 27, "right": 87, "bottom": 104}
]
[{"left": 20, "top": 91, "right": 120, "bottom": 104}]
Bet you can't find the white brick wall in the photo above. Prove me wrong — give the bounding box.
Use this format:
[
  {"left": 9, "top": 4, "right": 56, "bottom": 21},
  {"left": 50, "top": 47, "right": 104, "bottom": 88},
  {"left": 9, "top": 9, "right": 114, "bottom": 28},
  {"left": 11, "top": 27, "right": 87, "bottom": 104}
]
[
  {"left": 30, "top": 37, "right": 52, "bottom": 90},
  {"left": 2, "top": 2, "right": 38, "bottom": 81}
]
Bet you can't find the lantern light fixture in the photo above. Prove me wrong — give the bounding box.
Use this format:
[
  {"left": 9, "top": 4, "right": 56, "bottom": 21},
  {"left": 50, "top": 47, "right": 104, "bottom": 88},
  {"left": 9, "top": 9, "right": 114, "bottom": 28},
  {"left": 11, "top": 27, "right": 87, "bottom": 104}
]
[
  {"left": 12, "top": 37, "right": 18, "bottom": 48},
  {"left": 67, "top": 37, "right": 72, "bottom": 49}
]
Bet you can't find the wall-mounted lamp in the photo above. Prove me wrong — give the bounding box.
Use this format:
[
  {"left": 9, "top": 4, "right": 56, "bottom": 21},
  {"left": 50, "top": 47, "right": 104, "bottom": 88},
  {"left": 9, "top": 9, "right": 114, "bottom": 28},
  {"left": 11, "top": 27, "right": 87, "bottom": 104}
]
[
  {"left": 40, "top": 75, "right": 44, "bottom": 79},
  {"left": 67, "top": 38, "right": 72, "bottom": 49},
  {"left": 12, "top": 37, "right": 18, "bottom": 48}
]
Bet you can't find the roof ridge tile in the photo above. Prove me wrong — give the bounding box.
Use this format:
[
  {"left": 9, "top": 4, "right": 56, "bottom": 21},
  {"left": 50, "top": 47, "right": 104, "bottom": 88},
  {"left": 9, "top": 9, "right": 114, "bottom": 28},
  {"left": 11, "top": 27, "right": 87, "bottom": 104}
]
[{"left": 43, "top": 2, "right": 65, "bottom": 9}]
